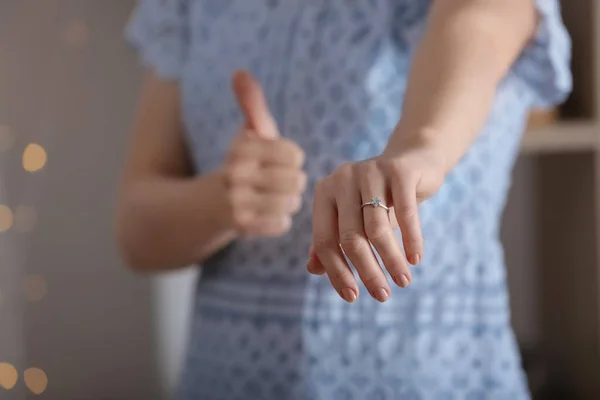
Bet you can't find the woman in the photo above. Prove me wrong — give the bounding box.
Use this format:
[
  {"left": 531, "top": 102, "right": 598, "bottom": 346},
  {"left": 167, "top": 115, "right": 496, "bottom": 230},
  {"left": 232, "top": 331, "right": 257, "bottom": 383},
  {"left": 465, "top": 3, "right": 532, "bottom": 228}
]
[{"left": 117, "top": 0, "right": 571, "bottom": 398}]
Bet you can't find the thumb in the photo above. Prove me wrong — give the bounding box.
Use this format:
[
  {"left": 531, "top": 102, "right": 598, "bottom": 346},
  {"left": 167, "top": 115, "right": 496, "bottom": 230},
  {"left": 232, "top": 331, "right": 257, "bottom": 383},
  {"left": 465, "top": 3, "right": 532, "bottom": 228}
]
[{"left": 232, "top": 70, "right": 279, "bottom": 139}]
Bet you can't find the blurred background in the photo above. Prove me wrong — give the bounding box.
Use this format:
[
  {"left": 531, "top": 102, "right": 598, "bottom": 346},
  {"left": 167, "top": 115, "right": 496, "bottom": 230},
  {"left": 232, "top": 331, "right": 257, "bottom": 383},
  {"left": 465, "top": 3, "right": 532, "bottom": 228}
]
[
  {"left": 0, "top": 0, "right": 599, "bottom": 399},
  {"left": 0, "top": 1, "right": 197, "bottom": 399}
]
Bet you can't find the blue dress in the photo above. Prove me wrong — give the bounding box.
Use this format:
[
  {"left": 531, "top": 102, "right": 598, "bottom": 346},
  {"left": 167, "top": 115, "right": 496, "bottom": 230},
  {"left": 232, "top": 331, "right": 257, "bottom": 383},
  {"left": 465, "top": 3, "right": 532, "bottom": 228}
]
[{"left": 126, "top": 1, "right": 571, "bottom": 399}]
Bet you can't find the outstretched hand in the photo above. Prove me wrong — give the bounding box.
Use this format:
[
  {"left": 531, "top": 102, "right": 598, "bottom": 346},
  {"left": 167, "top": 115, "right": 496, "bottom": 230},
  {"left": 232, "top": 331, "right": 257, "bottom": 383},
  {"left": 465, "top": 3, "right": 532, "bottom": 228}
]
[{"left": 307, "top": 142, "right": 447, "bottom": 303}]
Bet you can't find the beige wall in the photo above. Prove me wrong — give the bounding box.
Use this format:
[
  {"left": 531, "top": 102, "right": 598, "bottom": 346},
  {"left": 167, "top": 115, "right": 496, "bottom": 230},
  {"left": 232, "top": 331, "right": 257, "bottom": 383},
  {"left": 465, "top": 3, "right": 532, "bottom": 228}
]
[{"left": 0, "top": 1, "right": 164, "bottom": 398}]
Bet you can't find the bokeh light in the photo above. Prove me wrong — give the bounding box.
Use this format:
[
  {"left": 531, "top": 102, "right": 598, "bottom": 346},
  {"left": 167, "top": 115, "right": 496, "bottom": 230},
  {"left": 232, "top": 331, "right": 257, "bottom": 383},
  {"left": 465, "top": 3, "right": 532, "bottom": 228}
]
[
  {"left": 22, "top": 143, "right": 47, "bottom": 172},
  {"left": 14, "top": 205, "right": 37, "bottom": 233},
  {"left": 0, "top": 205, "right": 14, "bottom": 233},
  {"left": 0, "top": 125, "right": 15, "bottom": 153},
  {"left": 24, "top": 367, "right": 48, "bottom": 395},
  {"left": 24, "top": 275, "right": 47, "bottom": 303},
  {"left": 0, "top": 363, "right": 18, "bottom": 390},
  {"left": 62, "top": 20, "right": 89, "bottom": 48}
]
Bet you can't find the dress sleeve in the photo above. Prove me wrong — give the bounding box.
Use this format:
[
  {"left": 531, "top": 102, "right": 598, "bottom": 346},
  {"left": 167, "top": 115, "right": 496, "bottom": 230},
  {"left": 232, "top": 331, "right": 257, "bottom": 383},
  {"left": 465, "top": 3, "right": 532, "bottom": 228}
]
[
  {"left": 511, "top": 0, "right": 573, "bottom": 108},
  {"left": 125, "top": 0, "right": 190, "bottom": 81}
]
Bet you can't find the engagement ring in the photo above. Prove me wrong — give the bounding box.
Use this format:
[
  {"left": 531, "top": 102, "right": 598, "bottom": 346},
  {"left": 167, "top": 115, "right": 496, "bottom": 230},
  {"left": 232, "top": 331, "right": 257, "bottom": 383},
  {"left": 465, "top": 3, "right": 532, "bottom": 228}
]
[{"left": 361, "top": 197, "right": 390, "bottom": 212}]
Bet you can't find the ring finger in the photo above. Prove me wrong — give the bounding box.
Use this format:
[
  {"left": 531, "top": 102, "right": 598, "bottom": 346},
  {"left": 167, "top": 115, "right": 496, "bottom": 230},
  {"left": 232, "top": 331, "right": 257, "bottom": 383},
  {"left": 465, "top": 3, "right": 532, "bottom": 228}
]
[
  {"left": 335, "top": 170, "right": 389, "bottom": 302},
  {"left": 359, "top": 164, "right": 412, "bottom": 289}
]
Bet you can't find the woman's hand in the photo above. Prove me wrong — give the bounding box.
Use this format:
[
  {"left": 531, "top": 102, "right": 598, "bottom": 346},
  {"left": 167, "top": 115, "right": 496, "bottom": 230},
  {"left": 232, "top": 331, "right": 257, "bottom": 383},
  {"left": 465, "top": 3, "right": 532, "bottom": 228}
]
[
  {"left": 225, "top": 71, "right": 307, "bottom": 237},
  {"left": 306, "top": 0, "right": 538, "bottom": 303},
  {"left": 308, "top": 137, "right": 448, "bottom": 303}
]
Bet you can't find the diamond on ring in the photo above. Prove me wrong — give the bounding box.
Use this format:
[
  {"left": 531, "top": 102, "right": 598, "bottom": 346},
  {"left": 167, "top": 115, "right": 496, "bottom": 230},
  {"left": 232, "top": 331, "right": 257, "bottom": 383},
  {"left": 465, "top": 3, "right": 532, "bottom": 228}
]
[
  {"left": 370, "top": 197, "right": 383, "bottom": 207},
  {"left": 361, "top": 196, "right": 390, "bottom": 211}
]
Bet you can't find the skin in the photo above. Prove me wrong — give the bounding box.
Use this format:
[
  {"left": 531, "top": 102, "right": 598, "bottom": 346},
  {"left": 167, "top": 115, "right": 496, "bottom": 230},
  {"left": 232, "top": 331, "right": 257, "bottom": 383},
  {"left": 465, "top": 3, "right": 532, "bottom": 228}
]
[
  {"left": 115, "top": 71, "right": 306, "bottom": 271},
  {"left": 116, "top": 0, "right": 536, "bottom": 303},
  {"left": 308, "top": 0, "right": 537, "bottom": 302}
]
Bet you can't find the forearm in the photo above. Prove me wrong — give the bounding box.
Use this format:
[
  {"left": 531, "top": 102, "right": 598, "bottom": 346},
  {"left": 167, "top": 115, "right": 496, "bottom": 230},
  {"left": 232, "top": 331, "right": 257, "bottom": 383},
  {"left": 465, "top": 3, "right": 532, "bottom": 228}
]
[
  {"left": 116, "top": 170, "right": 236, "bottom": 272},
  {"left": 387, "top": 0, "right": 536, "bottom": 169}
]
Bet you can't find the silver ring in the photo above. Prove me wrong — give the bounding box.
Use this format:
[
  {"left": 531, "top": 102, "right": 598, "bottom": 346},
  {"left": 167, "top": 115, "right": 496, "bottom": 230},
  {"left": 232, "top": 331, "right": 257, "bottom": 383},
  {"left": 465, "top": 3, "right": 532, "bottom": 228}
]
[{"left": 361, "top": 197, "right": 389, "bottom": 212}]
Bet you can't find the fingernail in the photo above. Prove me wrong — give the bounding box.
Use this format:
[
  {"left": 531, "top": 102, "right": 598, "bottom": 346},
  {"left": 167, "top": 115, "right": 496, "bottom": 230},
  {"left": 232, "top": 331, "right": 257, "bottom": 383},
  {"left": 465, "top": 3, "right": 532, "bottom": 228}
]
[
  {"left": 341, "top": 288, "right": 357, "bottom": 303},
  {"left": 371, "top": 288, "right": 389, "bottom": 303},
  {"left": 306, "top": 256, "right": 320, "bottom": 274},
  {"left": 393, "top": 274, "right": 410, "bottom": 288},
  {"left": 401, "top": 274, "right": 410, "bottom": 288},
  {"left": 411, "top": 254, "right": 421, "bottom": 265},
  {"left": 306, "top": 258, "right": 315, "bottom": 273}
]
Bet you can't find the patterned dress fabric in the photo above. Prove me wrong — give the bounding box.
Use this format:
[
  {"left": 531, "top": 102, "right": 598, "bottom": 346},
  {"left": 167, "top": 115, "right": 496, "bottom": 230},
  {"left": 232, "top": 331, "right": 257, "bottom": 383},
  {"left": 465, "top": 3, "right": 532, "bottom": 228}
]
[{"left": 126, "top": 1, "right": 571, "bottom": 399}]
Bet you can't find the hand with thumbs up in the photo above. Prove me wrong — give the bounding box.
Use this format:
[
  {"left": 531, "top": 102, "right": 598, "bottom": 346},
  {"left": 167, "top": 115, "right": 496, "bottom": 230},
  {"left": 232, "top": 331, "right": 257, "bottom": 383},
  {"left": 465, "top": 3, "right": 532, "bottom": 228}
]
[{"left": 224, "top": 71, "right": 307, "bottom": 237}]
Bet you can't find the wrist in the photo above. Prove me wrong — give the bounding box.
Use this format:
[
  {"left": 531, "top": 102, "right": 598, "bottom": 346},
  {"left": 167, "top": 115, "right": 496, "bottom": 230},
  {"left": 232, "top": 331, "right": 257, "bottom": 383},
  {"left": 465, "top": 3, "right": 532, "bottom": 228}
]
[
  {"left": 384, "top": 126, "right": 452, "bottom": 174},
  {"left": 201, "top": 168, "right": 238, "bottom": 234}
]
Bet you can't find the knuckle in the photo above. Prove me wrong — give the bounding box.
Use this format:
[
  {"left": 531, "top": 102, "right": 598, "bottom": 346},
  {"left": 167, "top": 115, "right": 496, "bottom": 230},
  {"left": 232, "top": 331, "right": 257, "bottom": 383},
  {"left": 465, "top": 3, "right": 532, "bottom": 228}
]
[
  {"left": 334, "top": 163, "right": 354, "bottom": 180},
  {"left": 389, "top": 156, "right": 409, "bottom": 171},
  {"left": 355, "top": 161, "right": 380, "bottom": 187},
  {"left": 227, "top": 146, "right": 243, "bottom": 163},
  {"left": 229, "top": 135, "right": 252, "bottom": 155},
  {"left": 296, "top": 172, "right": 308, "bottom": 193},
  {"left": 289, "top": 196, "right": 303, "bottom": 213},
  {"left": 339, "top": 230, "right": 367, "bottom": 255},
  {"left": 230, "top": 149, "right": 255, "bottom": 167},
  {"left": 279, "top": 137, "right": 295, "bottom": 148},
  {"left": 313, "top": 234, "right": 337, "bottom": 254},
  {"left": 389, "top": 159, "right": 416, "bottom": 182},
  {"left": 396, "top": 205, "right": 417, "bottom": 219},
  {"left": 232, "top": 210, "right": 252, "bottom": 229},
  {"left": 276, "top": 216, "right": 293, "bottom": 234},
  {"left": 281, "top": 139, "right": 305, "bottom": 166},
  {"left": 332, "top": 268, "right": 352, "bottom": 283},
  {"left": 254, "top": 217, "right": 286, "bottom": 237},
  {"left": 294, "top": 148, "right": 306, "bottom": 167},
  {"left": 226, "top": 190, "right": 237, "bottom": 208},
  {"left": 375, "top": 157, "right": 395, "bottom": 171},
  {"left": 361, "top": 273, "right": 380, "bottom": 284},
  {"left": 359, "top": 159, "right": 379, "bottom": 176},
  {"left": 227, "top": 188, "right": 245, "bottom": 206},
  {"left": 333, "top": 164, "right": 354, "bottom": 191},
  {"left": 314, "top": 179, "right": 329, "bottom": 198},
  {"left": 225, "top": 165, "right": 245, "bottom": 185},
  {"left": 223, "top": 166, "right": 235, "bottom": 187},
  {"left": 404, "top": 234, "right": 422, "bottom": 248},
  {"left": 364, "top": 220, "right": 390, "bottom": 241}
]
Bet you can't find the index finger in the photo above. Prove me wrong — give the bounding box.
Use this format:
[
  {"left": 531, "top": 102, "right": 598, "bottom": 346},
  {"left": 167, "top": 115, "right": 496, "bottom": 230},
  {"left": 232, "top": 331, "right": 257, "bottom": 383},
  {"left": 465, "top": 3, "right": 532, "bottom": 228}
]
[{"left": 230, "top": 136, "right": 305, "bottom": 168}]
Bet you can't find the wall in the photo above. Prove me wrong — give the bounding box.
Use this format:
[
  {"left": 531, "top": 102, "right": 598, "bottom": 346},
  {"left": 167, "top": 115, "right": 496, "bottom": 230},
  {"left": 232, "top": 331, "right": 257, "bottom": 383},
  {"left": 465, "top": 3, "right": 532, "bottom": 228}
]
[
  {"left": 503, "top": 156, "right": 541, "bottom": 347},
  {"left": 0, "top": 1, "right": 192, "bottom": 398}
]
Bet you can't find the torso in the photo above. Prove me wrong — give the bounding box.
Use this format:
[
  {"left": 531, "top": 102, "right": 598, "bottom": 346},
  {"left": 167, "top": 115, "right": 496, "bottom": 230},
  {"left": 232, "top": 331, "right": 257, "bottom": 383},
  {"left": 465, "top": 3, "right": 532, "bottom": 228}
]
[{"left": 177, "top": 1, "right": 533, "bottom": 398}]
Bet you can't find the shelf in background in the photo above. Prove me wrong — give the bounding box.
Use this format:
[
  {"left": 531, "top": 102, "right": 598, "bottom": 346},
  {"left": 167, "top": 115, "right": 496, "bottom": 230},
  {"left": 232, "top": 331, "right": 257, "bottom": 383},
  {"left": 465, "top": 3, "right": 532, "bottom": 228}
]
[{"left": 521, "top": 121, "right": 599, "bottom": 154}]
